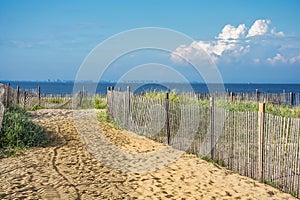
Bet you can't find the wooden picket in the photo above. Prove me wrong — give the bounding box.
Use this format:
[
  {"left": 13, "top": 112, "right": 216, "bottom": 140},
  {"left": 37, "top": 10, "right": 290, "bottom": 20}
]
[{"left": 107, "top": 88, "right": 300, "bottom": 198}]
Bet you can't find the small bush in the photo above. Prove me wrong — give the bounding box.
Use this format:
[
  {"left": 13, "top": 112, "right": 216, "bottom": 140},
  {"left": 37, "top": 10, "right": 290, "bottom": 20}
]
[
  {"left": 0, "top": 106, "right": 48, "bottom": 158},
  {"left": 97, "top": 110, "right": 121, "bottom": 129},
  {"left": 97, "top": 111, "right": 110, "bottom": 122},
  {"left": 94, "top": 97, "right": 107, "bottom": 109}
]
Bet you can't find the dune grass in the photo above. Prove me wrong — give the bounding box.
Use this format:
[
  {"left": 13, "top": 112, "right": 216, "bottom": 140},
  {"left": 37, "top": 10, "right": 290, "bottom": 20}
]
[
  {"left": 0, "top": 106, "right": 48, "bottom": 158},
  {"left": 143, "top": 91, "right": 300, "bottom": 118},
  {"left": 216, "top": 100, "right": 300, "bottom": 118}
]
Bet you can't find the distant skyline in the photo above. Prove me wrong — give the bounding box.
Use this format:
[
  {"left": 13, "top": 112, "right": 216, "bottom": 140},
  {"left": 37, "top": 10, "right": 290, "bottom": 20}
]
[{"left": 0, "top": 0, "right": 300, "bottom": 83}]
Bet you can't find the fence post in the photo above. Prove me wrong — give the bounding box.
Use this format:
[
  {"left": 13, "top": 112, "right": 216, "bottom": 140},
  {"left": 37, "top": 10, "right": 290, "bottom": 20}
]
[
  {"left": 16, "top": 86, "right": 20, "bottom": 105},
  {"left": 5, "top": 83, "right": 10, "bottom": 107},
  {"left": 23, "top": 91, "right": 27, "bottom": 109},
  {"left": 107, "top": 87, "right": 110, "bottom": 113},
  {"left": 290, "top": 92, "right": 294, "bottom": 106},
  {"left": 210, "top": 96, "right": 215, "bottom": 160},
  {"left": 127, "top": 86, "right": 131, "bottom": 128},
  {"left": 166, "top": 93, "right": 170, "bottom": 145},
  {"left": 37, "top": 85, "right": 41, "bottom": 106},
  {"left": 283, "top": 90, "right": 286, "bottom": 105},
  {"left": 79, "top": 91, "right": 83, "bottom": 107},
  {"left": 256, "top": 89, "right": 259, "bottom": 102},
  {"left": 258, "top": 102, "right": 265, "bottom": 182},
  {"left": 82, "top": 86, "right": 85, "bottom": 98},
  {"left": 111, "top": 87, "right": 114, "bottom": 118}
]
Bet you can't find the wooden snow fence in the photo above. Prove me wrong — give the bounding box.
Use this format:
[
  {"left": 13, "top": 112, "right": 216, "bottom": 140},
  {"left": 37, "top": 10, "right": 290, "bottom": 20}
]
[{"left": 107, "top": 87, "right": 300, "bottom": 198}]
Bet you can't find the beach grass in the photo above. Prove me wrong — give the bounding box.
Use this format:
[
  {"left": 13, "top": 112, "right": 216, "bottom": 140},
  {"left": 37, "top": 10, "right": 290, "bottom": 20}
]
[
  {"left": 143, "top": 91, "right": 300, "bottom": 118},
  {"left": 216, "top": 100, "right": 300, "bottom": 118},
  {"left": 0, "top": 106, "right": 48, "bottom": 158}
]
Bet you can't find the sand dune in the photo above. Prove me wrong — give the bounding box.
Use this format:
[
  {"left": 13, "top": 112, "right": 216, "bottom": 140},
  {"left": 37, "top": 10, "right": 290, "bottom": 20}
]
[{"left": 0, "top": 109, "right": 296, "bottom": 199}]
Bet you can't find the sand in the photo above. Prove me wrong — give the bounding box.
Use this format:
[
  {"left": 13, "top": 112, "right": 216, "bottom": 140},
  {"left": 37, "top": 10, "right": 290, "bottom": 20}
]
[{"left": 0, "top": 109, "right": 297, "bottom": 199}]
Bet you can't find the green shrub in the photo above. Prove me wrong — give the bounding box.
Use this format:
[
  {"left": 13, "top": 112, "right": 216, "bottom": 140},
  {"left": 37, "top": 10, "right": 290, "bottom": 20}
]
[
  {"left": 97, "top": 110, "right": 110, "bottom": 122},
  {"left": 97, "top": 110, "right": 121, "bottom": 129},
  {"left": 0, "top": 106, "right": 48, "bottom": 158},
  {"left": 94, "top": 97, "right": 107, "bottom": 109}
]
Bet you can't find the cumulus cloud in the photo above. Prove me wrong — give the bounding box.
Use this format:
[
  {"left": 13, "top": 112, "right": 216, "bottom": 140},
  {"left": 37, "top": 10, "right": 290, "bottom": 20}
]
[
  {"left": 218, "top": 24, "right": 246, "bottom": 40},
  {"left": 171, "top": 23, "right": 249, "bottom": 63},
  {"left": 171, "top": 19, "right": 295, "bottom": 66},
  {"left": 267, "top": 53, "right": 300, "bottom": 65},
  {"left": 247, "top": 19, "right": 271, "bottom": 37},
  {"left": 267, "top": 53, "right": 287, "bottom": 64}
]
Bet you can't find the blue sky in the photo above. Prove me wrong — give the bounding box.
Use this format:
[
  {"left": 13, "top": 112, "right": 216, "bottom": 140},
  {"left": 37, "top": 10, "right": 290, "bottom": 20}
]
[{"left": 0, "top": 0, "right": 300, "bottom": 83}]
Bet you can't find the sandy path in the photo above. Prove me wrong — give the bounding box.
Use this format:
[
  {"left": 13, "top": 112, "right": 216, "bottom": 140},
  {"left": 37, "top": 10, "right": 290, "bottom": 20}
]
[{"left": 0, "top": 109, "right": 296, "bottom": 199}]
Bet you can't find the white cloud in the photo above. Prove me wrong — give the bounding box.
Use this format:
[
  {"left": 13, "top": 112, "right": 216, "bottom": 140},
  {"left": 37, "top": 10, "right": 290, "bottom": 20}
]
[
  {"left": 271, "top": 29, "right": 285, "bottom": 37},
  {"left": 171, "top": 23, "right": 249, "bottom": 64},
  {"left": 267, "top": 53, "right": 300, "bottom": 65},
  {"left": 290, "top": 54, "right": 300, "bottom": 64},
  {"left": 267, "top": 53, "right": 287, "bottom": 64},
  {"left": 171, "top": 19, "right": 289, "bottom": 65},
  {"left": 170, "top": 42, "right": 216, "bottom": 64},
  {"left": 247, "top": 19, "right": 271, "bottom": 37},
  {"left": 217, "top": 24, "right": 246, "bottom": 40}
]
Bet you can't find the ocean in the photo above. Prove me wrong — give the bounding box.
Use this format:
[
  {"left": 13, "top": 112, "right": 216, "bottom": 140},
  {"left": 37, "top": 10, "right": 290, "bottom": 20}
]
[{"left": 1, "top": 81, "right": 300, "bottom": 95}]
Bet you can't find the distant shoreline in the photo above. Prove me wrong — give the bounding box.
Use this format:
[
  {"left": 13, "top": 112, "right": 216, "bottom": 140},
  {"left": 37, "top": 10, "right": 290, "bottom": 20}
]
[
  {"left": 1, "top": 81, "right": 300, "bottom": 95},
  {"left": 1, "top": 80, "right": 300, "bottom": 85}
]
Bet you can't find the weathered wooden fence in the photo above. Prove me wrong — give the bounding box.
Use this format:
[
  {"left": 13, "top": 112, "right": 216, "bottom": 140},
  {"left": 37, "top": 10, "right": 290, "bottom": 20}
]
[
  {"left": 197, "top": 90, "right": 300, "bottom": 106},
  {"left": 0, "top": 83, "right": 40, "bottom": 109},
  {"left": 107, "top": 87, "right": 300, "bottom": 198},
  {"left": 0, "top": 86, "right": 4, "bottom": 130},
  {"left": 0, "top": 82, "right": 108, "bottom": 110},
  {"left": 0, "top": 83, "right": 73, "bottom": 109}
]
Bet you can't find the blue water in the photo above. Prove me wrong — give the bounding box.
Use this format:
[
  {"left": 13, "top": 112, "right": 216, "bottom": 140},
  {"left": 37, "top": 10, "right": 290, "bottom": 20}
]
[{"left": 1, "top": 81, "right": 300, "bottom": 95}]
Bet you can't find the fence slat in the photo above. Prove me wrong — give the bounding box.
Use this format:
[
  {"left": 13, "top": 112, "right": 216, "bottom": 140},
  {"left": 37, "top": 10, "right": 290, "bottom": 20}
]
[
  {"left": 258, "top": 103, "right": 266, "bottom": 182},
  {"left": 107, "top": 90, "right": 300, "bottom": 198},
  {"left": 166, "top": 93, "right": 170, "bottom": 145}
]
